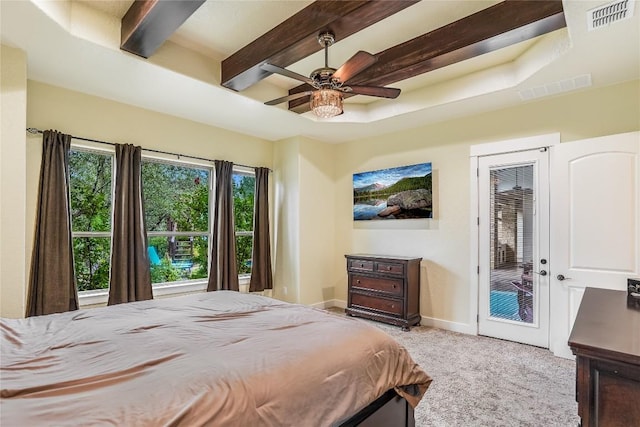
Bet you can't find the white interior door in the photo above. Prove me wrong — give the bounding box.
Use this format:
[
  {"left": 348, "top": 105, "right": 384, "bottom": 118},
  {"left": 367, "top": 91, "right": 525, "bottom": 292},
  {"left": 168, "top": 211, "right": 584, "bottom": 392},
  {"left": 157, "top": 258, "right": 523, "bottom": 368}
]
[
  {"left": 549, "top": 132, "right": 640, "bottom": 358},
  {"left": 478, "top": 149, "right": 550, "bottom": 347}
]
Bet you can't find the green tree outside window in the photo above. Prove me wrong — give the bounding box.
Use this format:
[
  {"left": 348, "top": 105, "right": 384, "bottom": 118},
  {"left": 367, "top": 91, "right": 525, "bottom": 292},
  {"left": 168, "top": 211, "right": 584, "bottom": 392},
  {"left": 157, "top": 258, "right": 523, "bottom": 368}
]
[
  {"left": 233, "top": 173, "right": 255, "bottom": 275},
  {"left": 69, "top": 150, "right": 113, "bottom": 291},
  {"left": 142, "top": 161, "right": 209, "bottom": 284}
]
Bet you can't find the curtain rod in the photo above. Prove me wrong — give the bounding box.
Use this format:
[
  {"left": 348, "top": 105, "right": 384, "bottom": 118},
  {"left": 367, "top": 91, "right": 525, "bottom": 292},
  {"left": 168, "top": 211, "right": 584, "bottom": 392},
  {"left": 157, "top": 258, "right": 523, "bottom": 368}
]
[{"left": 26, "top": 128, "right": 270, "bottom": 171}]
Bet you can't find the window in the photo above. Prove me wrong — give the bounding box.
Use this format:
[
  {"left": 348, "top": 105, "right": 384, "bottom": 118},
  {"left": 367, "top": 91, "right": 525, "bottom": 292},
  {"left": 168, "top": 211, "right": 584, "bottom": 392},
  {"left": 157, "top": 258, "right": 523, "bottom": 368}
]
[
  {"left": 233, "top": 170, "right": 255, "bottom": 275},
  {"left": 69, "top": 147, "right": 257, "bottom": 297},
  {"left": 142, "top": 160, "right": 210, "bottom": 285},
  {"left": 69, "top": 149, "right": 114, "bottom": 291}
]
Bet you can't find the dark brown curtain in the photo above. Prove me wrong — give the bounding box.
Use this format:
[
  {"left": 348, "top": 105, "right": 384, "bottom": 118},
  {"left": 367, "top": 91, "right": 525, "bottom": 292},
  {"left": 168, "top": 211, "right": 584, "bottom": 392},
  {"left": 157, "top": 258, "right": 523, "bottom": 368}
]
[
  {"left": 27, "top": 131, "right": 79, "bottom": 316},
  {"left": 108, "top": 144, "right": 153, "bottom": 305},
  {"left": 249, "top": 167, "right": 273, "bottom": 292},
  {"left": 207, "top": 160, "right": 239, "bottom": 291}
]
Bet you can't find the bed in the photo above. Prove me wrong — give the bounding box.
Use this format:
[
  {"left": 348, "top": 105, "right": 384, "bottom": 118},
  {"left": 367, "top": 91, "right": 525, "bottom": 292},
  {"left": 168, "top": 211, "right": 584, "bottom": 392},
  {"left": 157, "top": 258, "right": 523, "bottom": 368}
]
[{"left": 1, "top": 291, "right": 431, "bottom": 426}]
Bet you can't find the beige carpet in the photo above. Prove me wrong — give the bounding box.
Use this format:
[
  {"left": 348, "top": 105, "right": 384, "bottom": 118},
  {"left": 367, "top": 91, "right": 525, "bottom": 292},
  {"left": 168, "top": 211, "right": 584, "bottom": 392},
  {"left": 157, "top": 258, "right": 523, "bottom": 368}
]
[{"left": 328, "top": 309, "right": 579, "bottom": 427}]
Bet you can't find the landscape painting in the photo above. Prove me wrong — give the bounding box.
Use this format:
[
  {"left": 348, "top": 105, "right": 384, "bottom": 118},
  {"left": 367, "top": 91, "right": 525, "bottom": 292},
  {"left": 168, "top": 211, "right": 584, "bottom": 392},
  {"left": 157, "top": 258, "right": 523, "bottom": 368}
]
[{"left": 353, "top": 162, "right": 432, "bottom": 221}]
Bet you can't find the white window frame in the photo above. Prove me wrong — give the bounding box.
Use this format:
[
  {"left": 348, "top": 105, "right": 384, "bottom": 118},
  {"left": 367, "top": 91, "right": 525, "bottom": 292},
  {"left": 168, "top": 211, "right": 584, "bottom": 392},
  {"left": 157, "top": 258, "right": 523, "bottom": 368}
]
[
  {"left": 142, "top": 156, "right": 213, "bottom": 290},
  {"left": 69, "top": 145, "right": 115, "bottom": 302},
  {"left": 73, "top": 147, "right": 255, "bottom": 307}
]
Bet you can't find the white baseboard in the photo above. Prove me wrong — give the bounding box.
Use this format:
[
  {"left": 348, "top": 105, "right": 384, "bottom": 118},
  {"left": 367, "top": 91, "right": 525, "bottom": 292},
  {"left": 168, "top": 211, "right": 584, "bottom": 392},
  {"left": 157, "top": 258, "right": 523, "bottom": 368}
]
[
  {"left": 420, "top": 315, "right": 477, "bottom": 335},
  {"left": 551, "top": 344, "right": 575, "bottom": 360},
  {"left": 309, "top": 299, "right": 347, "bottom": 309},
  {"left": 331, "top": 299, "right": 347, "bottom": 309},
  {"left": 312, "top": 299, "right": 476, "bottom": 336}
]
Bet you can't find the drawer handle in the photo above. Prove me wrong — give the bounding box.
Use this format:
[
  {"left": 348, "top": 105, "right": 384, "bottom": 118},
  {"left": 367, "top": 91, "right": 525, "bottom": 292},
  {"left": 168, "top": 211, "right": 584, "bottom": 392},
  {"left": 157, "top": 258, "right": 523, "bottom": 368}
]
[
  {"left": 356, "top": 279, "right": 361, "bottom": 284},
  {"left": 360, "top": 263, "right": 364, "bottom": 267},
  {"left": 392, "top": 284, "right": 396, "bottom": 288},
  {"left": 387, "top": 266, "right": 392, "bottom": 270},
  {"left": 390, "top": 304, "right": 395, "bottom": 309}
]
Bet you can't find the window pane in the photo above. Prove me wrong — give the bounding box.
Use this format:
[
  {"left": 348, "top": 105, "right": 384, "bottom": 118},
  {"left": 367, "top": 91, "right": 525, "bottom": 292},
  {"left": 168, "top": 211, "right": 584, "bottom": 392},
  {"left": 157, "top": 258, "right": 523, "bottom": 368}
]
[
  {"left": 489, "top": 165, "right": 535, "bottom": 323},
  {"left": 236, "top": 235, "right": 253, "bottom": 275},
  {"left": 234, "top": 173, "right": 255, "bottom": 276},
  {"left": 233, "top": 174, "right": 255, "bottom": 232},
  {"left": 148, "top": 236, "right": 208, "bottom": 284},
  {"left": 73, "top": 237, "right": 111, "bottom": 291},
  {"left": 142, "top": 162, "right": 209, "bottom": 232},
  {"left": 69, "top": 151, "right": 112, "bottom": 232}
]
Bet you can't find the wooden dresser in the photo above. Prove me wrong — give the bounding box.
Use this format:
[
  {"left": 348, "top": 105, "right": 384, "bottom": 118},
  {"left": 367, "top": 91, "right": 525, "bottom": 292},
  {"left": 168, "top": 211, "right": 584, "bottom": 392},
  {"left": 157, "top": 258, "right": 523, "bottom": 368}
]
[
  {"left": 568, "top": 287, "right": 640, "bottom": 427},
  {"left": 345, "top": 254, "right": 421, "bottom": 330}
]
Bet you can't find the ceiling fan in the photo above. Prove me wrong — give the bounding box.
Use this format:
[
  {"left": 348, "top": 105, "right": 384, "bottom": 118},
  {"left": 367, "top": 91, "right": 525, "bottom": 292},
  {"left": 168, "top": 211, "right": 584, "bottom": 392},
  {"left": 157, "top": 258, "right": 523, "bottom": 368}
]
[{"left": 261, "top": 32, "right": 401, "bottom": 118}]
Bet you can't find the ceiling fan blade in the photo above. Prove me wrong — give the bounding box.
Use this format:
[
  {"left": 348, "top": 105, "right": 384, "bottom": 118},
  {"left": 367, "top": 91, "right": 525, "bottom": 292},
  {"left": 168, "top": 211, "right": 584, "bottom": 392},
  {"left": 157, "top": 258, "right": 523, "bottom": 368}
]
[
  {"left": 332, "top": 51, "right": 377, "bottom": 83},
  {"left": 260, "top": 63, "right": 315, "bottom": 86},
  {"left": 264, "top": 91, "right": 313, "bottom": 106},
  {"left": 347, "top": 85, "right": 401, "bottom": 99}
]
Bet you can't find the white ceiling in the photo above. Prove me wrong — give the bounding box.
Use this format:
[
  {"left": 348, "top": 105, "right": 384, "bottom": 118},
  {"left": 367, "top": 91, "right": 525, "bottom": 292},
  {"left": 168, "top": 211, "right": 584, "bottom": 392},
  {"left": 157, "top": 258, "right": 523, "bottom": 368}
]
[{"left": 1, "top": 0, "right": 639, "bottom": 143}]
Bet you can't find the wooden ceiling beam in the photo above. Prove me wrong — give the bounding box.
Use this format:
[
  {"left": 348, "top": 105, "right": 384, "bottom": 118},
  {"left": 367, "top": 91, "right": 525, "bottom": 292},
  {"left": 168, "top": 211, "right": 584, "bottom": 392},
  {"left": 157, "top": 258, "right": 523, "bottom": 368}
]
[
  {"left": 221, "top": 0, "right": 419, "bottom": 92},
  {"left": 288, "top": 0, "right": 566, "bottom": 113},
  {"left": 121, "top": 0, "right": 205, "bottom": 58}
]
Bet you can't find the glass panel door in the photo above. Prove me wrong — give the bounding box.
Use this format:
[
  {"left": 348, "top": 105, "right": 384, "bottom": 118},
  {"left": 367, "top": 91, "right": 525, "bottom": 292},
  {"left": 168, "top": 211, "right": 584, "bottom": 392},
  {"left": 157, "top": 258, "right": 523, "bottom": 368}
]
[{"left": 478, "top": 149, "right": 549, "bottom": 348}]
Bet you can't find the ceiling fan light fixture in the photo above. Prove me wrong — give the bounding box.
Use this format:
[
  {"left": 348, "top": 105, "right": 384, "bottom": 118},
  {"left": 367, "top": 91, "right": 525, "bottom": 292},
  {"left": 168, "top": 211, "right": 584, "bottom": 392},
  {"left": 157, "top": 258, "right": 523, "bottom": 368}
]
[
  {"left": 310, "top": 89, "right": 343, "bottom": 118},
  {"left": 263, "top": 31, "right": 397, "bottom": 116}
]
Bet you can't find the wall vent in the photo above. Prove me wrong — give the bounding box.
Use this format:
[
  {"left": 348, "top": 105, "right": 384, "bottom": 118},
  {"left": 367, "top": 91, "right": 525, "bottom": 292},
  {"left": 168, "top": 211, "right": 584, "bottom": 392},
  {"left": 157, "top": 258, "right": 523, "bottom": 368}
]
[
  {"left": 518, "top": 74, "right": 592, "bottom": 101},
  {"left": 587, "top": 0, "right": 635, "bottom": 30}
]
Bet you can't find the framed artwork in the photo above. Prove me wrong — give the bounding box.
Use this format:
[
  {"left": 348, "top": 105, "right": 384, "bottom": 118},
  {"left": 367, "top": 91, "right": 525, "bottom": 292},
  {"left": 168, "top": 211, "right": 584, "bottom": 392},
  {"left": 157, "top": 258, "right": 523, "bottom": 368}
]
[{"left": 353, "top": 162, "right": 432, "bottom": 221}]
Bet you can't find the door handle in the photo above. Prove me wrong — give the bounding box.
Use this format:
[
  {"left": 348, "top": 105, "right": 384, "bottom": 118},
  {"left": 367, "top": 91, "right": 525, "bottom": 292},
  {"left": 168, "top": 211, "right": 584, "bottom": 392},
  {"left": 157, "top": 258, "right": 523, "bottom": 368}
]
[
  {"left": 556, "top": 274, "right": 570, "bottom": 281},
  {"left": 533, "top": 270, "right": 547, "bottom": 276}
]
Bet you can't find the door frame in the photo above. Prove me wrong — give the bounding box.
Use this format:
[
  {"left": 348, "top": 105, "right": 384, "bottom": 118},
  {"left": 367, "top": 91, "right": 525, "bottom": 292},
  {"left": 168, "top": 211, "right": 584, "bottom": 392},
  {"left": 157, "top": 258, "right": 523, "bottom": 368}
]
[{"left": 469, "top": 133, "right": 560, "bottom": 337}]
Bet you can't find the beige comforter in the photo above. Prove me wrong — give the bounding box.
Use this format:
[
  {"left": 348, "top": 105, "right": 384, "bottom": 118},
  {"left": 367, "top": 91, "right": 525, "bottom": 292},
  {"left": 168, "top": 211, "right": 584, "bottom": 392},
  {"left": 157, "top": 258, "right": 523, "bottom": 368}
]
[{"left": 1, "top": 291, "right": 431, "bottom": 426}]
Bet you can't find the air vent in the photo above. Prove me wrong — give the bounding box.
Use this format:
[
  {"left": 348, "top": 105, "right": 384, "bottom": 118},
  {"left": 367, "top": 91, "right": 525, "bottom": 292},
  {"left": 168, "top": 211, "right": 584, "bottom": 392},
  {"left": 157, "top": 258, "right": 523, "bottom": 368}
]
[
  {"left": 518, "top": 74, "right": 592, "bottom": 101},
  {"left": 587, "top": 0, "right": 635, "bottom": 30}
]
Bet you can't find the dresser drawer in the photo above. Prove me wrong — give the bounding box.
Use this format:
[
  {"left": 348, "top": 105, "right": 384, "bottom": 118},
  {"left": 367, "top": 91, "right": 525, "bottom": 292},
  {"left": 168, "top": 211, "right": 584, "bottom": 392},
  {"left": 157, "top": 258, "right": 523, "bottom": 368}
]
[
  {"left": 351, "top": 275, "right": 403, "bottom": 296},
  {"left": 351, "top": 293, "right": 403, "bottom": 317},
  {"left": 375, "top": 262, "right": 404, "bottom": 276},
  {"left": 348, "top": 259, "right": 374, "bottom": 272}
]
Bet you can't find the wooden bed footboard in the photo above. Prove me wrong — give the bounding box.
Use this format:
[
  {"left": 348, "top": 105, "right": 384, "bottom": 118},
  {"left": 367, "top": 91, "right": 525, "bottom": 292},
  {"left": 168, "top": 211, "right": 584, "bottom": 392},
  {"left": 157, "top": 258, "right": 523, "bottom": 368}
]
[{"left": 337, "top": 389, "right": 415, "bottom": 427}]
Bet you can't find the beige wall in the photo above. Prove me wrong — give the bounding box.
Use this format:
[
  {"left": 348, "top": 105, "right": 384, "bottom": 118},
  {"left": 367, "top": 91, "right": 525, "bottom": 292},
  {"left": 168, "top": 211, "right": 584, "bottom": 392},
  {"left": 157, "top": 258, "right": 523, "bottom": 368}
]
[
  {"left": 298, "top": 138, "right": 336, "bottom": 306},
  {"left": 333, "top": 80, "right": 640, "bottom": 329},
  {"left": 272, "top": 136, "right": 337, "bottom": 306},
  {"left": 26, "top": 81, "right": 272, "bottom": 166},
  {"left": 0, "top": 45, "right": 28, "bottom": 318},
  {"left": 272, "top": 137, "right": 300, "bottom": 303}
]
